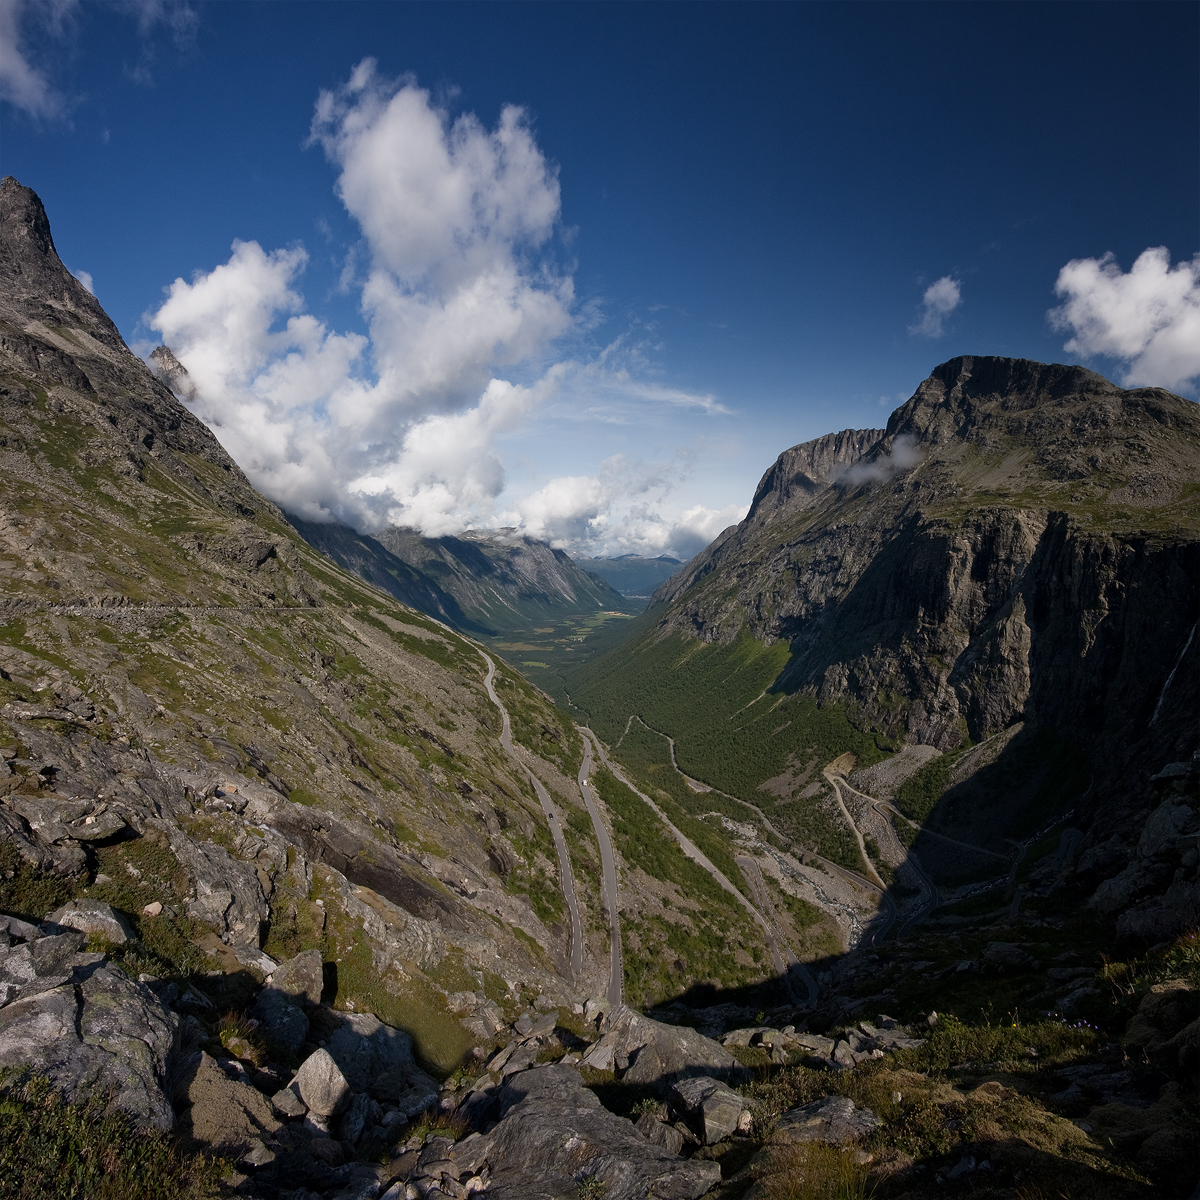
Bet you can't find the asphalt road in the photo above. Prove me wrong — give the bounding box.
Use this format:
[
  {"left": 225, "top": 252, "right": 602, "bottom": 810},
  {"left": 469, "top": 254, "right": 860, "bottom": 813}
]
[
  {"left": 825, "top": 771, "right": 938, "bottom": 939},
  {"left": 735, "top": 852, "right": 820, "bottom": 1007},
  {"left": 479, "top": 651, "right": 584, "bottom": 982},
  {"left": 590, "top": 734, "right": 818, "bottom": 1009},
  {"left": 577, "top": 728, "right": 624, "bottom": 1006}
]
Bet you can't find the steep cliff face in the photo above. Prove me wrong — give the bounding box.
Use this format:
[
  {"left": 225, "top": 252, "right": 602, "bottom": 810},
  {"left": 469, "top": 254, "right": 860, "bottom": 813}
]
[
  {"left": 651, "top": 357, "right": 1199, "bottom": 764},
  {"left": 572, "top": 356, "right": 1198, "bottom": 929}
]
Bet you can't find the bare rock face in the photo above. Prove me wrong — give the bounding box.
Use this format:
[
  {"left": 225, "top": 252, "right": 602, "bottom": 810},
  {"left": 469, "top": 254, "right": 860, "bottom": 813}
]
[
  {"left": 580, "top": 1004, "right": 738, "bottom": 1085},
  {"left": 270, "top": 947, "right": 324, "bottom": 1004},
  {"left": 147, "top": 345, "right": 196, "bottom": 401},
  {"left": 469, "top": 1064, "right": 722, "bottom": 1200},
  {"left": 670, "top": 1075, "right": 752, "bottom": 1143},
  {"left": 166, "top": 824, "right": 269, "bottom": 948},
  {"left": 324, "top": 1010, "right": 419, "bottom": 1093},
  {"left": 0, "top": 919, "right": 177, "bottom": 1129},
  {"left": 46, "top": 897, "right": 135, "bottom": 944},
  {"left": 769, "top": 1094, "right": 880, "bottom": 1146}
]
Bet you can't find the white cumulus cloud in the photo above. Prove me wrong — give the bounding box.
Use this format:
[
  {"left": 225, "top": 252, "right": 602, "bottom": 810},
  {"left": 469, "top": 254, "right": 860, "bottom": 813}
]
[
  {"left": 151, "top": 63, "right": 573, "bottom": 532},
  {"left": 1049, "top": 247, "right": 1200, "bottom": 393},
  {"left": 151, "top": 61, "right": 734, "bottom": 556},
  {"left": 508, "top": 453, "right": 746, "bottom": 559},
  {"left": 909, "top": 275, "right": 962, "bottom": 339}
]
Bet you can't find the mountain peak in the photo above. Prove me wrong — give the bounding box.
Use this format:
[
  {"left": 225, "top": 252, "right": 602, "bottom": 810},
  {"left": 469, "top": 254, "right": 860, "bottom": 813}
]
[
  {"left": 0, "top": 175, "right": 56, "bottom": 260},
  {"left": 0, "top": 176, "right": 126, "bottom": 353}
]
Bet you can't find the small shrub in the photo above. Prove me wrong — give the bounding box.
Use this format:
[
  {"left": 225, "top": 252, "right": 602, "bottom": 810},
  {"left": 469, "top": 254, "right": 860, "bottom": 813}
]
[
  {"left": 406, "top": 1108, "right": 467, "bottom": 1144},
  {"left": 0, "top": 842, "right": 78, "bottom": 922},
  {"left": 631, "top": 1097, "right": 666, "bottom": 1119},
  {"left": 216, "top": 1012, "right": 266, "bottom": 1067},
  {"left": 575, "top": 1178, "right": 607, "bottom": 1200}
]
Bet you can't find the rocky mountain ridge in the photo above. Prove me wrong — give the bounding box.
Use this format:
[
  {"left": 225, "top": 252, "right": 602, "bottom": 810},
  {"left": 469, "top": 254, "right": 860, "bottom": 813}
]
[
  {"left": 597, "top": 357, "right": 1199, "bottom": 903},
  {"left": 285, "top": 519, "right": 627, "bottom": 638}
]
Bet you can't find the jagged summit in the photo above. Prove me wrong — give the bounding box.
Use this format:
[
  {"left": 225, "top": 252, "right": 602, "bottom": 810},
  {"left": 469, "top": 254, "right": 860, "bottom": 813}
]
[
  {"left": 148, "top": 344, "right": 197, "bottom": 400},
  {"left": 0, "top": 176, "right": 125, "bottom": 354}
]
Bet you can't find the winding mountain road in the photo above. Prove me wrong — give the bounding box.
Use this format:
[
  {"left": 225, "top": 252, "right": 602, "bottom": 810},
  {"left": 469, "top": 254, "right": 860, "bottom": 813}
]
[
  {"left": 577, "top": 729, "right": 624, "bottom": 1006},
  {"left": 479, "top": 651, "right": 584, "bottom": 982},
  {"left": 590, "top": 733, "right": 817, "bottom": 1008},
  {"left": 825, "top": 769, "right": 936, "bottom": 938}
]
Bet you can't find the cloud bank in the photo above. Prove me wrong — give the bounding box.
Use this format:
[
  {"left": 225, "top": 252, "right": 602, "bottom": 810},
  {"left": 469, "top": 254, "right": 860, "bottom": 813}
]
[
  {"left": 909, "top": 275, "right": 961, "bottom": 338},
  {"left": 507, "top": 455, "right": 745, "bottom": 558},
  {"left": 151, "top": 61, "right": 732, "bottom": 558},
  {"left": 1049, "top": 247, "right": 1200, "bottom": 393},
  {"left": 152, "top": 62, "right": 572, "bottom": 534}
]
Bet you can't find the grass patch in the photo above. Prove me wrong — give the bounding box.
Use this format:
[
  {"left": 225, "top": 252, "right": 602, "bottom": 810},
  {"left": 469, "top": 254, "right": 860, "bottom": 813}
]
[
  {"left": 0, "top": 841, "right": 78, "bottom": 923},
  {"left": 752, "top": 1140, "right": 871, "bottom": 1200},
  {"left": 0, "top": 1071, "right": 222, "bottom": 1200}
]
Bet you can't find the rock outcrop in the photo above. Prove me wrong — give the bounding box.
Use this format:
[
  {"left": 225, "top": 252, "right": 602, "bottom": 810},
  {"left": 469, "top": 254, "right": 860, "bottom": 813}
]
[
  {"left": 463, "top": 1064, "right": 722, "bottom": 1200},
  {"left": 0, "top": 921, "right": 177, "bottom": 1129},
  {"left": 579, "top": 1003, "right": 739, "bottom": 1083}
]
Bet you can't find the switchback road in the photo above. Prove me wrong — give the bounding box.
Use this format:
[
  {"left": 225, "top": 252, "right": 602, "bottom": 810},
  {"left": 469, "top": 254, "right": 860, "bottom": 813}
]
[
  {"left": 480, "top": 651, "right": 583, "bottom": 982},
  {"left": 591, "top": 734, "right": 816, "bottom": 1009},
  {"left": 577, "top": 729, "right": 624, "bottom": 1006}
]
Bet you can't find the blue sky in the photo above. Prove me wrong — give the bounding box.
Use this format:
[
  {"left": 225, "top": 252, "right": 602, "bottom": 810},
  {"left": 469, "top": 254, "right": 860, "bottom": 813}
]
[{"left": 2, "top": 1, "right": 1197, "bottom": 557}]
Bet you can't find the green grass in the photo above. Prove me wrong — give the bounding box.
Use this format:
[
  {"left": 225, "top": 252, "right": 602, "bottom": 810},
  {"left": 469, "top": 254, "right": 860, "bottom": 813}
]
[
  {"left": 0, "top": 841, "right": 78, "bottom": 923},
  {"left": 0, "top": 1071, "right": 222, "bottom": 1200},
  {"left": 568, "top": 628, "right": 884, "bottom": 814}
]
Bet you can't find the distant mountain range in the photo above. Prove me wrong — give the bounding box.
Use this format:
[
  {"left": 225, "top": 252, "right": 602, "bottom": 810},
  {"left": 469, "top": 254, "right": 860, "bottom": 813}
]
[
  {"left": 291, "top": 519, "right": 628, "bottom": 636},
  {"left": 573, "top": 553, "right": 683, "bottom": 601}
]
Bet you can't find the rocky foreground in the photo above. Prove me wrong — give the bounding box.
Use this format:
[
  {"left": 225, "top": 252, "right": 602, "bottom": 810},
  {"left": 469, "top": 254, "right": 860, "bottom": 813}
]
[{"left": 3, "top": 873, "right": 1198, "bottom": 1200}]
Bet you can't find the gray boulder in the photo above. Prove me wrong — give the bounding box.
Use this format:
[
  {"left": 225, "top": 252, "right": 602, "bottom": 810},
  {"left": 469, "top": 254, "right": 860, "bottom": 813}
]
[
  {"left": 0, "top": 930, "right": 177, "bottom": 1130},
  {"left": 46, "top": 898, "right": 135, "bottom": 945},
  {"left": 325, "top": 1010, "right": 416, "bottom": 1092},
  {"left": 770, "top": 1095, "right": 880, "bottom": 1146},
  {"left": 336, "top": 1090, "right": 372, "bottom": 1145},
  {"left": 254, "top": 994, "right": 309, "bottom": 1056},
  {"left": 635, "top": 1110, "right": 686, "bottom": 1154},
  {"left": 167, "top": 826, "right": 268, "bottom": 947},
  {"left": 0, "top": 805, "right": 87, "bottom": 876},
  {"left": 292, "top": 1048, "right": 352, "bottom": 1118},
  {"left": 468, "top": 1064, "right": 721, "bottom": 1200},
  {"left": 267, "top": 948, "right": 324, "bottom": 1004},
  {"left": 5, "top": 795, "right": 124, "bottom": 844},
  {"left": 581, "top": 1004, "right": 737, "bottom": 1086},
  {"left": 670, "top": 1075, "right": 751, "bottom": 1144}
]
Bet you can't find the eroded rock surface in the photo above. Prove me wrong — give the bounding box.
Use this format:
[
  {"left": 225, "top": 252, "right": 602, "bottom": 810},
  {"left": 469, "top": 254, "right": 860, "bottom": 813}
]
[
  {"left": 0, "top": 920, "right": 177, "bottom": 1129},
  {"left": 468, "top": 1065, "right": 721, "bottom": 1200}
]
